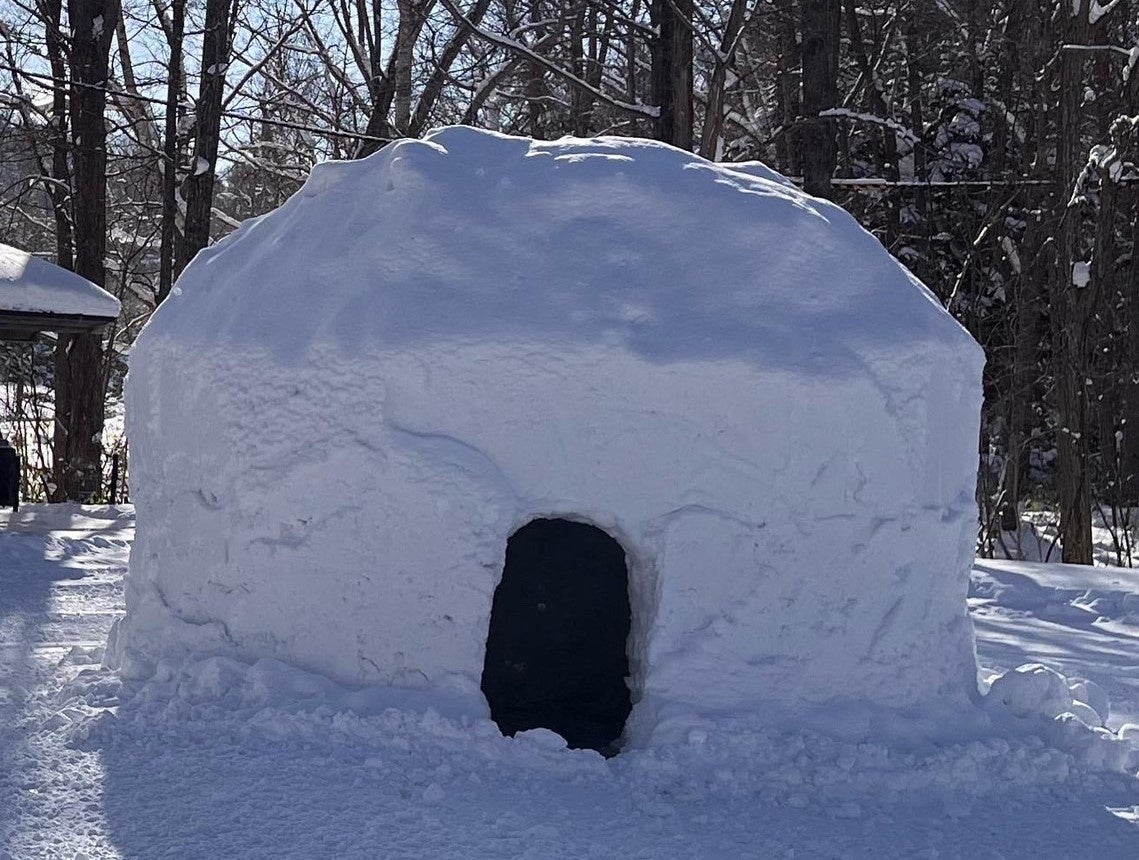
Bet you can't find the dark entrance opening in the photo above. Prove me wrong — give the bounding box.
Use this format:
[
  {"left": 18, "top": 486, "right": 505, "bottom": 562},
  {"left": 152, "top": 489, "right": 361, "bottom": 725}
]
[{"left": 481, "top": 518, "right": 632, "bottom": 755}]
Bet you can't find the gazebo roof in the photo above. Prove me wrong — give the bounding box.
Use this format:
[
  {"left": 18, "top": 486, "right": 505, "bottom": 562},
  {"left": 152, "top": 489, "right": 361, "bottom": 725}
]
[{"left": 0, "top": 244, "right": 121, "bottom": 341}]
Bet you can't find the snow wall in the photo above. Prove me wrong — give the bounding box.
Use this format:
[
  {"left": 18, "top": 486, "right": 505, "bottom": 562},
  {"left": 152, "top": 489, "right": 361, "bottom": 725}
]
[{"left": 113, "top": 127, "right": 985, "bottom": 744}]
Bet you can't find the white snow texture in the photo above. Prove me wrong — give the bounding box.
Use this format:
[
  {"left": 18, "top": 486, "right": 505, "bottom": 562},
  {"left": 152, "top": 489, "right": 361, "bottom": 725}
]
[
  {"left": 114, "top": 126, "right": 985, "bottom": 744},
  {"left": 0, "top": 242, "right": 121, "bottom": 318}
]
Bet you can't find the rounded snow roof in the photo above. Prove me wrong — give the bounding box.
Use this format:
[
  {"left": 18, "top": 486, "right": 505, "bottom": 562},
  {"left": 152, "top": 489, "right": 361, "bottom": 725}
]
[{"left": 147, "top": 126, "right": 978, "bottom": 375}]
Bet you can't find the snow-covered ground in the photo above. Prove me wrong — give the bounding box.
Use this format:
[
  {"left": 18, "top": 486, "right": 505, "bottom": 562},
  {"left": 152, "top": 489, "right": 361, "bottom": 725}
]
[
  {"left": 993, "top": 510, "right": 1139, "bottom": 568},
  {"left": 2, "top": 505, "right": 1139, "bottom": 859}
]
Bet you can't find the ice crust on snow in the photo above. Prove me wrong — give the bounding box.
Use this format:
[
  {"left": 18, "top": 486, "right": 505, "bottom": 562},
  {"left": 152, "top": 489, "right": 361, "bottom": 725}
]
[
  {"left": 115, "top": 126, "right": 985, "bottom": 743},
  {"left": 0, "top": 243, "right": 121, "bottom": 319}
]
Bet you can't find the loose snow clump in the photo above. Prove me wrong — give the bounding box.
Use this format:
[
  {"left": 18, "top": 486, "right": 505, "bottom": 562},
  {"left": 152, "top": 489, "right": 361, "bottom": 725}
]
[
  {"left": 983, "top": 663, "right": 1136, "bottom": 773},
  {"left": 113, "top": 126, "right": 985, "bottom": 744},
  {"left": 986, "top": 664, "right": 1076, "bottom": 720}
]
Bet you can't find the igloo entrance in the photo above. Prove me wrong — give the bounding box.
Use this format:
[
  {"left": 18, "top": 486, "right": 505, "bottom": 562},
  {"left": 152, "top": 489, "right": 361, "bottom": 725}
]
[{"left": 480, "top": 518, "right": 632, "bottom": 755}]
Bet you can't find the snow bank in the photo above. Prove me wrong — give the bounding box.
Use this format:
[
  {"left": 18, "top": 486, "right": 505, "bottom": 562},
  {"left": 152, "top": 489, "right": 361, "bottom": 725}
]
[
  {"left": 115, "top": 126, "right": 984, "bottom": 744},
  {"left": 0, "top": 243, "right": 120, "bottom": 318}
]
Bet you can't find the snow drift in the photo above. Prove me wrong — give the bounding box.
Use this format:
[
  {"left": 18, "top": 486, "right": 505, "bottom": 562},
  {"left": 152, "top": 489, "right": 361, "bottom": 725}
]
[{"left": 113, "top": 126, "right": 984, "bottom": 745}]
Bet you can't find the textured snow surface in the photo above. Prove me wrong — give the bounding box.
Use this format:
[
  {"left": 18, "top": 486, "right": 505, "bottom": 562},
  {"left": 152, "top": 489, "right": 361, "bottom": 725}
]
[
  {"left": 119, "top": 127, "right": 985, "bottom": 739},
  {"left": 972, "top": 559, "right": 1139, "bottom": 729},
  {"left": 4, "top": 507, "right": 1139, "bottom": 858},
  {"left": 0, "top": 243, "right": 121, "bottom": 318}
]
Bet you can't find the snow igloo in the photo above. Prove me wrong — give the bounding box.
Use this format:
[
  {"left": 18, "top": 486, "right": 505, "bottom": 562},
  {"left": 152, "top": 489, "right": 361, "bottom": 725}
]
[{"left": 114, "top": 126, "right": 984, "bottom": 751}]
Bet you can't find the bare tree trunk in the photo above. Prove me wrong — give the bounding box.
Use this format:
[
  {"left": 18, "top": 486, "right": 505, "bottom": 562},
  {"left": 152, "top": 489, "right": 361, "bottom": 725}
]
[
  {"left": 1050, "top": 2, "right": 1094, "bottom": 564},
  {"left": 568, "top": 1, "right": 588, "bottom": 137},
  {"left": 358, "top": 0, "right": 433, "bottom": 154},
  {"left": 526, "top": 0, "right": 547, "bottom": 137},
  {"left": 1122, "top": 186, "right": 1139, "bottom": 502},
  {"left": 698, "top": 0, "right": 748, "bottom": 160},
  {"left": 410, "top": 0, "right": 492, "bottom": 136},
  {"left": 158, "top": 0, "right": 185, "bottom": 304},
  {"left": 772, "top": 0, "right": 800, "bottom": 176},
  {"left": 1118, "top": 41, "right": 1139, "bottom": 502},
  {"left": 844, "top": 0, "right": 898, "bottom": 241},
  {"left": 394, "top": 0, "right": 421, "bottom": 134},
  {"left": 997, "top": 0, "right": 1038, "bottom": 531},
  {"left": 650, "top": 0, "right": 693, "bottom": 149},
  {"left": 1004, "top": 199, "right": 1043, "bottom": 532},
  {"left": 113, "top": 17, "right": 161, "bottom": 155},
  {"left": 54, "top": 0, "right": 120, "bottom": 502},
  {"left": 43, "top": 0, "right": 74, "bottom": 270},
  {"left": 625, "top": 0, "right": 640, "bottom": 104},
  {"left": 905, "top": 21, "right": 930, "bottom": 266},
  {"left": 800, "top": 0, "right": 840, "bottom": 197},
  {"left": 178, "top": 0, "right": 233, "bottom": 275}
]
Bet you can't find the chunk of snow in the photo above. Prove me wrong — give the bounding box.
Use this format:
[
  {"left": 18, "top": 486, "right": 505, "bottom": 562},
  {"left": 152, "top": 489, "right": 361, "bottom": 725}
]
[
  {"left": 1089, "top": 0, "right": 1123, "bottom": 25},
  {"left": 986, "top": 664, "right": 1073, "bottom": 719},
  {"left": 1072, "top": 261, "right": 1091, "bottom": 288},
  {"left": 1067, "top": 678, "right": 1109, "bottom": 726},
  {"left": 1000, "top": 236, "right": 1021, "bottom": 274},
  {"left": 1064, "top": 700, "right": 1102, "bottom": 728}
]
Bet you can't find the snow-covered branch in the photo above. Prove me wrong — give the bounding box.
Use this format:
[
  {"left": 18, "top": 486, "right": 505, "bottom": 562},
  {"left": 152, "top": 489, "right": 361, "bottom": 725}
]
[
  {"left": 818, "top": 107, "right": 918, "bottom": 144},
  {"left": 1060, "top": 43, "right": 1133, "bottom": 57},
  {"left": 1088, "top": 0, "right": 1123, "bottom": 25}
]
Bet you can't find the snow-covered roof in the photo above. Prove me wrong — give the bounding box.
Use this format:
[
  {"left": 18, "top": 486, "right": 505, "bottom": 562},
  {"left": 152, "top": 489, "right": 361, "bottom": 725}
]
[
  {"left": 147, "top": 126, "right": 976, "bottom": 372},
  {"left": 0, "top": 243, "right": 121, "bottom": 321}
]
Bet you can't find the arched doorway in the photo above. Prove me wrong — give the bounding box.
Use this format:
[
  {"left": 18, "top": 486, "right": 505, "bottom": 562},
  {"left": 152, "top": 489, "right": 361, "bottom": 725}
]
[{"left": 480, "top": 518, "right": 632, "bottom": 755}]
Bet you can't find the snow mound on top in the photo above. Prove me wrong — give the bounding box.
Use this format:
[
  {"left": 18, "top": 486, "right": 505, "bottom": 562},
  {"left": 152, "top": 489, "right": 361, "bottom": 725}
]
[
  {"left": 147, "top": 125, "right": 975, "bottom": 372},
  {"left": 0, "top": 243, "right": 120, "bottom": 318}
]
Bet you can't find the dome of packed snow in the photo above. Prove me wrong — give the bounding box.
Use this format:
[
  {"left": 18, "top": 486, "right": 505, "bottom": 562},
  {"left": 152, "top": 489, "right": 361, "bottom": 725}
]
[{"left": 113, "top": 126, "right": 985, "bottom": 751}]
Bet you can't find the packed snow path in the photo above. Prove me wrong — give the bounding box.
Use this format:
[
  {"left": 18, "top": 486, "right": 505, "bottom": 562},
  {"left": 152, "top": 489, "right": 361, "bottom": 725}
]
[{"left": 2, "top": 506, "right": 1138, "bottom": 859}]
